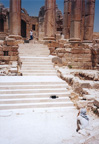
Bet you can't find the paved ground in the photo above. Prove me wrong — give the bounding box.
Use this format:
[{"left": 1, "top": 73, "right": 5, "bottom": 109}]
[{"left": 0, "top": 108, "right": 78, "bottom": 144}]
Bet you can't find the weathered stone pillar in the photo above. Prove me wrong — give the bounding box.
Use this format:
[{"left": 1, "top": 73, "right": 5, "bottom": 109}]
[
  {"left": 81, "top": 0, "right": 85, "bottom": 41},
  {"left": 10, "top": 0, "right": 21, "bottom": 35},
  {"left": 63, "top": 0, "right": 71, "bottom": 39},
  {"left": 44, "top": 0, "right": 56, "bottom": 40},
  {"left": 70, "top": 0, "right": 82, "bottom": 41},
  {"left": 84, "top": 0, "right": 95, "bottom": 41},
  {"left": 4, "top": 15, "right": 9, "bottom": 33}
]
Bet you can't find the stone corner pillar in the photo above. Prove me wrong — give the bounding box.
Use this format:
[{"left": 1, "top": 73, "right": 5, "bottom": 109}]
[
  {"left": 44, "top": 0, "right": 56, "bottom": 41},
  {"left": 10, "top": 0, "right": 21, "bottom": 35},
  {"left": 70, "top": 0, "right": 82, "bottom": 42}
]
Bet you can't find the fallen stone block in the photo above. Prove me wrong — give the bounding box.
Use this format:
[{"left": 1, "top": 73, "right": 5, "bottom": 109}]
[
  {"left": 52, "top": 57, "right": 62, "bottom": 66},
  {"left": 94, "top": 99, "right": 99, "bottom": 108}
]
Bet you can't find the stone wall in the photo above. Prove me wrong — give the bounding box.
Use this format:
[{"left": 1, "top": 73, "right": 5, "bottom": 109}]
[
  {"left": 21, "top": 9, "right": 39, "bottom": 39},
  {"left": 0, "top": 3, "right": 39, "bottom": 40},
  {"left": 1, "top": 35, "right": 23, "bottom": 64},
  {"left": 91, "top": 44, "right": 99, "bottom": 70},
  {"left": 0, "top": 3, "right": 9, "bottom": 40},
  {"left": 0, "top": 35, "right": 23, "bottom": 75},
  {"left": 51, "top": 42, "right": 93, "bottom": 69}
]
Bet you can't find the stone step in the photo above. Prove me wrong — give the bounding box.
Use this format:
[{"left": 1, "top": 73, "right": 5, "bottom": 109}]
[
  {"left": 19, "top": 54, "right": 49, "bottom": 56},
  {"left": 21, "top": 71, "right": 55, "bottom": 74},
  {"left": 20, "top": 57, "right": 52, "bottom": 60},
  {"left": 21, "top": 60, "right": 52, "bottom": 62},
  {"left": 22, "top": 64, "right": 53, "bottom": 67},
  {"left": 20, "top": 70, "right": 56, "bottom": 73},
  {"left": 21, "top": 66, "right": 55, "bottom": 70},
  {"left": 19, "top": 44, "right": 48, "bottom": 47},
  {"left": 19, "top": 50, "right": 49, "bottom": 52},
  {"left": 20, "top": 57, "right": 52, "bottom": 62},
  {"left": 19, "top": 49, "right": 49, "bottom": 51},
  {"left": 19, "top": 54, "right": 50, "bottom": 56},
  {"left": 21, "top": 67, "right": 54, "bottom": 70},
  {"left": 21, "top": 60, "right": 52, "bottom": 63},
  {"left": 0, "top": 88, "right": 67, "bottom": 94},
  {"left": 22, "top": 64, "right": 54, "bottom": 67},
  {"left": 22, "top": 73, "right": 57, "bottom": 76},
  {"left": 0, "top": 92, "right": 70, "bottom": 99},
  {"left": 0, "top": 84, "right": 67, "bottom": 90},
  {"left": 0, "top": 97, "right": 70, "bottom": 104},
  {"left": 0, "top": 101, "right": 74, "bottom": 110},
  {"left": 22, "top": 62, "right": 53, "bottom": 65},
  {"left": 21, "top": 64, "right": 54, "bottom": 67},
  {"left": 0, "top": 81, "right": 66, "bottom": 85},
  {"left": 19, "top": 51, "right": 49, "bottom": 53}
]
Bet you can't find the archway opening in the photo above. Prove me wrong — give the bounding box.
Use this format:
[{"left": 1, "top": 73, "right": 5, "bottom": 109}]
[
  {"left": 0, "top": 18, "right": 4, "bottom": 32},
  {"left": 21, "top": 19, "right": 26, "bottom": 38}
]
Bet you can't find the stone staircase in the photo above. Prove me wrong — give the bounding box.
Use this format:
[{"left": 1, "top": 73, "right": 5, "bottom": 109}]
[
  {"left": 0, "top": 43, "right": 74, "bottom": 110},
  {"left": 0, "top": 80, "right": 74, "bottom": 110},
  {"left": 19, "top": 43, "right": 57, "bottom": 76}
]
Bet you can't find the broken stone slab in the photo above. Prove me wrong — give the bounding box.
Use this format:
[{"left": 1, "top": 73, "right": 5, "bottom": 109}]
[
  {"left": 74, "top": 71, "right": 99, "bottom": 81},
  {"left": 94, "top": 98, "right": 99, "bottom": 108},
  {"left": 0, "top": 65, "right": 10, "bottom": 69},
  {"left": 9, "top": 35, "right": 22, "bottom": 40},
  {"left": 76, "top": 100, "right": 94, "bottom": 109},
  {"left": 9, "top": 68, "right": 17, "bottom": 73},
  {"left": 52, "top": 57, "right": 63, "bottom": 67},
  {"left": 83, "top": 95, "right": 96, "bottom": 101},
  {"left": 71, "top": 48, "right": 91, "bottom": 54},
  {"left": 92, "top": 105, "right": 97, "bottom": 112},
  {"left": 11, "top": 61, "right": 17, "bottom": 68},
  {"left": 0, "top": 61, "right": 5, "bottom": 65},
  {"left": 49, "top": 47, "right": 55, "bottom": 55},
  {"left": 94, "top": 39, "right": 99, "bottom": 43},
  {"left": 0, "top": 40, "right": 4, "bottom": 45},
  {"left": 56, "top": 48, "right": 66, "bottom": 53},
  {"left": 6, "top": 39, "right": 18, "bottom": 46}
]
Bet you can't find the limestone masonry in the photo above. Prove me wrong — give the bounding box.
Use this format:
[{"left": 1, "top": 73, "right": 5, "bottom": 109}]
[
  {"left": 0, "top": 0, "right": 98, "bottom": 70},
  {"left": 0, "top": 1, "right": 99, "bottom": 143}
]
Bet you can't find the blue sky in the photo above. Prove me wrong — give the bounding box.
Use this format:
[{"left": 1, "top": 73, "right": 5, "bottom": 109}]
[{"left": 1, "top": 0, "right": 99, "bottom": 32}]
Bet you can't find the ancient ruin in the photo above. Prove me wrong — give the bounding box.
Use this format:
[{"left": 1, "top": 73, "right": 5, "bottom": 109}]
[{"left": 0, "top": 0, "right": 99, "bottom": 143}]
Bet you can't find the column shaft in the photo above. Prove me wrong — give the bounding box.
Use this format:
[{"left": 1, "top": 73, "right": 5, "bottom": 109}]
[
  {"left": 10, "top": 0, "right": 21, "bottom": 35},
  {"left": 70, "top": 0, "right": 82, "bottom": 41},
  {"left": 44, "top": 0, "right": 56, "bottom": 40},
  {"left": 84, "top": 0, "right": 95, "bottom": 41},
  {"left": 63, "top": 0, "right": 71, "bottom": 39},
  {"left": 81, "top": 0, "right": 85, "bottom": 41}
]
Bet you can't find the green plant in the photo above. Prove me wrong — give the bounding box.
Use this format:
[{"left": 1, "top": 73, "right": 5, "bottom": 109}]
[{"left": 68, "top": 65, "right": 72, "bottom": 69}]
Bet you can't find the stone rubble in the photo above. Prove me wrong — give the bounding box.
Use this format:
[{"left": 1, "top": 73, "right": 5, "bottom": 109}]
[{"left": 55, "top": 66, "right": 99, "bottom": 116}]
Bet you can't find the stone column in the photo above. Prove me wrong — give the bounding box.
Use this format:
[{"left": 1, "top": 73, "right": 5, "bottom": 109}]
[
  {"left": 81, "top": 0, "right": 85, "bottom": 41},
  {"left": 70, "top": 0, "right": 82, "bottom": 41},
  {"left": 10, "top": 0, "right": 21, "bottom": 35},
  {"left": 4, "top": 15, "right": 9, "bottom": 33},
  {"left": 63, "top": 0, "right": 71, "bottom": 39},
  {"left": 84, "top": 0, "right": 95, "bottom": 41},
  {"left": 44, "top": 0, "right": 56, "bottom": 40}
]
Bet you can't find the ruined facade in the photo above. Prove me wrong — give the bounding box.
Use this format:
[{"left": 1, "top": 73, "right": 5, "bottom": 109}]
[
  {"left": 21, "top": 8, "right": 38, "bottom": 39},
  {"left": 0, "top": 0, "right": 98, "bottom": 70},
  {"left": 63, "top": 0, "right": 96, "bottom": 42},
  {"left": 48, "top": 0, "right": 97, "bottom": 70},
  {"left": 0, "top": 2, "right": 38, "bottom": 40},
  {"left": 0, "top": 3, "right": 9, "bottom": 40}
]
